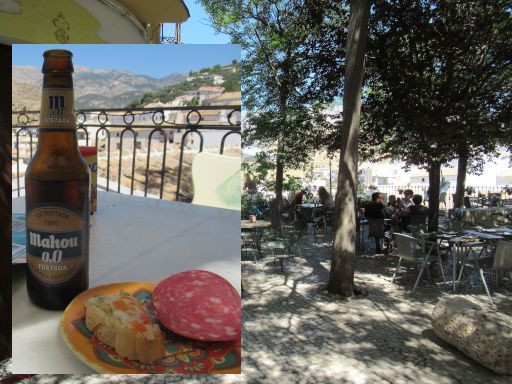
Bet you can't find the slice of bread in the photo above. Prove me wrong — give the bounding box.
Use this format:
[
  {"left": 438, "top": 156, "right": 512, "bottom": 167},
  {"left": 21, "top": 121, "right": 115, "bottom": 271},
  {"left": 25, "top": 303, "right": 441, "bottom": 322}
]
[{"left": 85, "top": 292, "right": 165, "bottom": 364}]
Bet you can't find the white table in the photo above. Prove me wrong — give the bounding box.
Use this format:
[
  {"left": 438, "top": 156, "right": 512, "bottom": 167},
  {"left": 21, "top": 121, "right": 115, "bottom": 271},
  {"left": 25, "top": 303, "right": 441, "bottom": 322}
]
[
  {"left": 297, "top": 203, "right": 323, "bottom": 209},
  {"left": 12, "top": 191, "right": 240, "bottom": 374}
]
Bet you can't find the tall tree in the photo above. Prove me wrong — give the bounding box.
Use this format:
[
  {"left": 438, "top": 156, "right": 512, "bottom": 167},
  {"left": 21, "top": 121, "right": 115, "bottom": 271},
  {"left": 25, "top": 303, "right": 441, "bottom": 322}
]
[
  {"left": 201, "top": 0, "right": 341, "bottom": 229},
  {"left": 360, "top": 0, "right": 512, "bottom": 230},
  {"left": 327, "top": 0, "right": 370, "bottom": 296}
]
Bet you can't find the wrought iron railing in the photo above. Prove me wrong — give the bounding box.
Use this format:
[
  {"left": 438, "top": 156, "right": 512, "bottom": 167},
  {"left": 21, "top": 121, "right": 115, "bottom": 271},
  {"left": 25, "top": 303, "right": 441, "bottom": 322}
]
[{"left": 13, "top": 106, "right": 241, "bottom": 201}]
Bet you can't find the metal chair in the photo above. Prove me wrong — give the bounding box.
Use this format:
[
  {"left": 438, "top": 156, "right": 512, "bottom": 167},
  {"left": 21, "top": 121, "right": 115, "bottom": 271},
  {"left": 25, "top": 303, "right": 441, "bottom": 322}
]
[
  {"left": 259, "top": 225, "right": 302, "bottom": 271},
  {"left": 440, "top": 220, "right": 476, "bottom": 232},
  {"left": 241, "top": 233, "right": 259, "bottom": 263},
  {"left": 459, "top": 241, "right": 512, "bottom": 305},
  {"left": 439, "top": 191, "right": 447, "bottom": 210},
  {"left": 409, "top": 223, "right": 428, "bottom": 238},
  {"left": 261, "top": 239, "right": 294, "bottom": 271},
  {"left": 391, "top": 233, "right": 446, "bottom": 293}
]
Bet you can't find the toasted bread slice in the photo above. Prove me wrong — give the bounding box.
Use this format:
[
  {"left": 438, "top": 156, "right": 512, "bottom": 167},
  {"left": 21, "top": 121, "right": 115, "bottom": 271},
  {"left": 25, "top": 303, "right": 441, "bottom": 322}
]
[{"left": 85, "top": 293, "right": 165, "bottom": 364}]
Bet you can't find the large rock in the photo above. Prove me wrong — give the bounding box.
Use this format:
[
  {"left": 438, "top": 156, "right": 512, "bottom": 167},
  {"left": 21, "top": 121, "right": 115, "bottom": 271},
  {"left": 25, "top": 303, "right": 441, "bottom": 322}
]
[{"left": 431, "top": 296, "right": 512, "bottom": 375}]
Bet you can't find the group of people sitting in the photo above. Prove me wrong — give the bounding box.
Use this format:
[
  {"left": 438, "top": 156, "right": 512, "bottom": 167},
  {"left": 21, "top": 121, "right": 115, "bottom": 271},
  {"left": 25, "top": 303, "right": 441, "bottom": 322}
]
[
  {"left": 289, "top": 186, "right": 333, "bottom": 207},
  {"left": 363, "top": 189, "right": 429, "bottom": 253}
]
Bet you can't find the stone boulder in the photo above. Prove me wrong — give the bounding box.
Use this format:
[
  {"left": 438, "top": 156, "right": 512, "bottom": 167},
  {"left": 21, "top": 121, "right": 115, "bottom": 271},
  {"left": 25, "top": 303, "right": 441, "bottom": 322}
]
[{"left": 431, "top": 296, "right": 512, "bottom": 375}]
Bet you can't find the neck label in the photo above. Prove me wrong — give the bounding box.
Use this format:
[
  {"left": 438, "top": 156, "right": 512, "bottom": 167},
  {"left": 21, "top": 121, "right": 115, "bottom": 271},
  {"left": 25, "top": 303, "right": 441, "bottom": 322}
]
[{"left": 40, "top": 88, "right": 76, "bottom": 129}]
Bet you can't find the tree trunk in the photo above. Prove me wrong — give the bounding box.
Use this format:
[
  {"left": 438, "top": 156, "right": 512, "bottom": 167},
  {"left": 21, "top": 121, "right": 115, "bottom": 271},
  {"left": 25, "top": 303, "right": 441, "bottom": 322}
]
[
  {"left": 274, "top": 155, "right": 284, "bottom": 231},
  {"left": 327, "top": 0, "right": 370, "bottom": 296},
  {"left": 428, "top": 162, "right": 441, "bottom": 232},
  {"left": 454, "top": 148, "right": 468, "bottom": 209},
  {"left": 0, "top": 44, "right": 12, "bottom": 358}
]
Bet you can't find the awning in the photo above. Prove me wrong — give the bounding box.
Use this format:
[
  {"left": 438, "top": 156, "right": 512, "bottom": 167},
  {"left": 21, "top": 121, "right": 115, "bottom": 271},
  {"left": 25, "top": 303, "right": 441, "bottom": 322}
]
[
  {"left": 118, "top": 0, "right": 190, "bottom": 24},
  {"left": 0, "top": 0, "right": 190, "bottom": 44}
]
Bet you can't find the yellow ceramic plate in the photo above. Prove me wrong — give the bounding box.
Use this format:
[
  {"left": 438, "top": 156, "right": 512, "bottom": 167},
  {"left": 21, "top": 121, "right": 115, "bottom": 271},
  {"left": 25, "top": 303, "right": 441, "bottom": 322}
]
[{"left": 60, "top": 282, "right": 241, "bottom": 374}]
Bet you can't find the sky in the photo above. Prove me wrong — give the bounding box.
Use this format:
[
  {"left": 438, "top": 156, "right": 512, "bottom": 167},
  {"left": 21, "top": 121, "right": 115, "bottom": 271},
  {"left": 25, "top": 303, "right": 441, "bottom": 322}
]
[
  {"left": 173, "top": 1, "right": 231, "bottom": 44},
  {"left": 12, "top": 44, "right": 240, "bottom": 78}
]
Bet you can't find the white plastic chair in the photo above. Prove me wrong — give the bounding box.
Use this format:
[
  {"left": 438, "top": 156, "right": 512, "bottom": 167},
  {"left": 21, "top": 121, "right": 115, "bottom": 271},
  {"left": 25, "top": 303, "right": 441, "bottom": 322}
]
[
  {"left": 391, "top": 233, "right": 446, "bottom": 293},
  {"left": 191, "top": 152, "right": 241, "bottom": 210},
  {"left": 459, "top": 241, "right": 512, "bottom": 305},
  {"left": 439, "top": 191, "right": 447, "bottom": 210}
]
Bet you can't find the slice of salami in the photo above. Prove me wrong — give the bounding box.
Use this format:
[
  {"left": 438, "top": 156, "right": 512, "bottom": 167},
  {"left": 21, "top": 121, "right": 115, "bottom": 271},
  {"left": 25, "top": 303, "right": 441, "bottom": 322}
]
[{"left": 152, "top": 270, "right": 241, "bottom": 342}]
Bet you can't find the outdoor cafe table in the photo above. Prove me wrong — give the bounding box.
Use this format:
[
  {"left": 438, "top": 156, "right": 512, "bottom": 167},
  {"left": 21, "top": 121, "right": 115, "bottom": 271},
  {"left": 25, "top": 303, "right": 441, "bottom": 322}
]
[
  {"left": 297, "top": 203, "right": 323, "bottom": 209},
  {"left": 462, "top": 206, "right": 512, "bottom": 225},
  {"left": 241, "top": 219, "right": 272, "bottom": 230},
  {"left": 295, "top": 203, "right": 324, "bottom": 225},
  {"left": 12, "top": 191, "right": 240, "bottom": 374},
  {"left": 241, "top": 219, "right": 272, "bottom": 254},
  {"left": 432, "top": 230, "right": 504, "bottom": 292}
]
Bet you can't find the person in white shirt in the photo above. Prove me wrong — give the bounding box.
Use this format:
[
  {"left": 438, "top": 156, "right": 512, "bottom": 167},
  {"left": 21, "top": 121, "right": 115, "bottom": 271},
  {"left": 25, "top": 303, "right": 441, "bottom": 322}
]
[{"left": 400, "top": 189, "right": 414, "bottom": 209}]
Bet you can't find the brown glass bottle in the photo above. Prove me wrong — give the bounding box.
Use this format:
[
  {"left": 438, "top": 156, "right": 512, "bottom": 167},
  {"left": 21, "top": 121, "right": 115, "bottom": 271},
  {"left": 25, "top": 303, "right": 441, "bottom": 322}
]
[{"left": 25, "top": 50, "right": 90, "bottom": 310}]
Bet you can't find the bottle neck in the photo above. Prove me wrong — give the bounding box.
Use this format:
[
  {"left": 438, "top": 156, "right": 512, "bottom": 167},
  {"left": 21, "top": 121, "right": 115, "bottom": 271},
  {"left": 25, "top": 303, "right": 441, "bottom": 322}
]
[
  {"left": 37, "top": 72, "right": 78, "bottom": 153},
  {"left": 39, "top": 73, "right": 76, "bottom": 130}
]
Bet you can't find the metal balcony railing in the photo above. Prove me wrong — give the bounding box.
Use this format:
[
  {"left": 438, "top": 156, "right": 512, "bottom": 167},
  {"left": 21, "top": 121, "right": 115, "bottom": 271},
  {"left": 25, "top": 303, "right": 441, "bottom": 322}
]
[{"left": 13, "top": 106, "right": 241, "bottom": 201}]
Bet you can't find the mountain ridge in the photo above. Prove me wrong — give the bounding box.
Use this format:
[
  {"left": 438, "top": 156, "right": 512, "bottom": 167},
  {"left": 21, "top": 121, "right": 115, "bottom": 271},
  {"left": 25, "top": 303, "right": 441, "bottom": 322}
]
[{"left": 12, "top": 66, "right": 187, "bottom": 110}]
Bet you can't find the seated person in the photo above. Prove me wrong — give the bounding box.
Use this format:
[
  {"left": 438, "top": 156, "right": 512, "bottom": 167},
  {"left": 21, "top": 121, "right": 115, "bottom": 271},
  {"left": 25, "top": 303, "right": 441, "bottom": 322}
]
[
  {"left": 399, "top": 189, "right": 415, "bottom": 209},
  {"left": 408, "top": 194, "right": 429, "bottom": 225},
  {"left": 290, "top": 190, "right": 305, "bottom": 205},
  {"left": 364, "top": 192, "right": 388, "bottom": 253},
  {"left": 243, "top": 175, "right": 257, "bottom": 194},
  {"left": 386, "top": 194, "right": 398, "bottom": 216},
  {"left": 397, "top": 189, "right": 415, "bottom": 229},
  {"left": 317, "top": 186, "right": 333, "bottom": 207},
  {"left": 399, "top": 194, "right": 429, "bottom": 230}
]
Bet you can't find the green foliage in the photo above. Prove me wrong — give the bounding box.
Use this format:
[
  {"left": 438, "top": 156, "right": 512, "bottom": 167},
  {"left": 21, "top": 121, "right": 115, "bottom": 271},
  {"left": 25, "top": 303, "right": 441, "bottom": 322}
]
[
  {"left": 357, "top": 198, "right": 373, "bottom": 209},
  {"left": 125, "top": 62, "right": 241, "bottom": 107},
  {"left": 283, "top": 175, "right": 302, "bottom": 192},
  {"left": 223, "top": 78, "right": 238, "bottom": 92},
  {"left": 241, "top": 193, "right": 252, "bottom": 219},
  {"left": 465, "top": 186, "right": 475, "bottom": 195},
  {"left": 357, "top": 1, "right": 512, "bottom": 170},
  {"left": 201, "top": 0, "right": 345, "bottom": 185},
  {"left": 242, "top": 152, "right": 275, "bottom": 191},
  {"left": 241, "top": 193, "right": 271, "bottom": 219},
  {"left": 187, "top": 97, "right": 200, "bottom": 106}
]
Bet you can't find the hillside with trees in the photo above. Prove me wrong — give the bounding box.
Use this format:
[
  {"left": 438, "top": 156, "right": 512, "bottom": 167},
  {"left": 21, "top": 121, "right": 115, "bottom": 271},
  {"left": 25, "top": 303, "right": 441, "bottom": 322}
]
[{"left": 126, "top": 61, "right": 241, "bottom": 107}]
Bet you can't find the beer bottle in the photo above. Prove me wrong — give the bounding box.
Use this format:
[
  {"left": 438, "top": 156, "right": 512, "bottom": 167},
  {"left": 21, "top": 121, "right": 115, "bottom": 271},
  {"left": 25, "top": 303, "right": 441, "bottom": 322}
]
[{"left": 25, "top": 50, "right": 90, "bottom": 310}]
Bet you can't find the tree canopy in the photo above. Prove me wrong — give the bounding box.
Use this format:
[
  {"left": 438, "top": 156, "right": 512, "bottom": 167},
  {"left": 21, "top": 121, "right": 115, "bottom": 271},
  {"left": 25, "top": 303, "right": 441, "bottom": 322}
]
[
  {"left": 201, "top": 0, "right": 346, "bottom": 226},
  {"left": 360, "top": 0, "right": 511, "bottom": 168},
  {"left": 353, "top": 0, "right": 512, "bottom": 227}
]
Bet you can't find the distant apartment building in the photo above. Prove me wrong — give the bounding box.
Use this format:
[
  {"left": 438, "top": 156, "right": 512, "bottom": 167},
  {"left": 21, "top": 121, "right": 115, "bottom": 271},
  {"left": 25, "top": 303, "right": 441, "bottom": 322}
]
[
  {"left": 169, "top": 95, "right": 193, "bottom": 106},
  {"left": 203, "top": 74, "right": 224, "bottom": 85},
  {"left": 187, "top": 86, "right": 224, "bottom": 101}
]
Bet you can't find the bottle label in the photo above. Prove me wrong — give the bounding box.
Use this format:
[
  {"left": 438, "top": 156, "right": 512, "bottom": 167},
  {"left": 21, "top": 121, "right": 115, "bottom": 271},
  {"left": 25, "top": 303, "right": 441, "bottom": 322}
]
[
  {"left": 27, "top": 206, "right": 85, "bottom": 285},
  {"left": 39, "top": 88, "right": 75, "bottom": 129}
]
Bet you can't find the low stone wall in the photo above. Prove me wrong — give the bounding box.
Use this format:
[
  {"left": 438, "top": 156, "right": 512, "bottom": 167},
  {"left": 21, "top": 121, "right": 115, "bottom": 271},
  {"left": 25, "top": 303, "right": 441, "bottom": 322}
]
[{"left": 431, "top": 296, "right": 512, "bottom": 375}]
